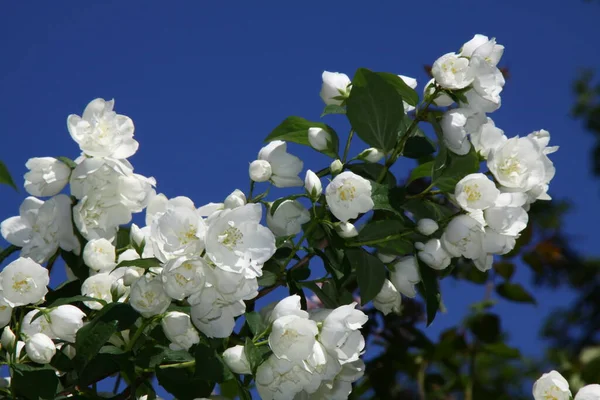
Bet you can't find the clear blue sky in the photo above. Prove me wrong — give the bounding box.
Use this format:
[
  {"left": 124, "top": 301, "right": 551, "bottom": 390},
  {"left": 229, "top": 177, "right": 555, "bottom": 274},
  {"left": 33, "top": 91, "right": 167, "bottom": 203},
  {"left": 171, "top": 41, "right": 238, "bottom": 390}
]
[{"left": 1, "top": 1, "right": 599, "bottom": 397}]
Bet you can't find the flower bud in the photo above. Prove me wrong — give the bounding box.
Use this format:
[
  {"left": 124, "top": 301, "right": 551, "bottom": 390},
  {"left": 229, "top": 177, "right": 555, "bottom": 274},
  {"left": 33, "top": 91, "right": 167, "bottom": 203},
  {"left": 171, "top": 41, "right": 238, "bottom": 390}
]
[
  {"left": 377, "top": 253, "right": 396, "bottom": 263},
  {"left": 267, "top": 200, "right": 310, "bottom": 237},
  {"left": 533, "top": 370, "right": 571, "bottom": 400},
  {"left": 47, "top": 305, "right": 86, "bottom": 343},
  {"left": 222, "top": 345, "right": 252, "bottom": 374},
  {"left": 249, "top": 160, "right": 272, "bottom": 182},
  {"left": 424, "top": 78, "right": 454, "bottom": 107},
  {"left": 130, "top": 223, "right": 146, "bottom": 247},
  {"left": 330, "top": 159, "right": 343, "bottom": 175},
  {"left": 304, "top": 170, "right": 322, "bottom": 200},
  {"left": 161, "top": 311, "right": 200, "bottom": 351},
  {"left": 308, "top": 127, "right": 331, "bottom": 151},
  {"left": 83, "top": 238, "right": 117, "bottom": 273},
  {"left": 224, "top": 189, "right": 247, "bottom": 209},
  {"left": 373, "top": 279, "right": 402, "bottom": 315},
  {"left": 416, "top": 218, "right": 439, "bottom": 236},
  {"left": 358, "top": 148, "right": 384, "bottom": 163},
  {"left": 1, "top": 327, "right": 16, "bottom": 351},
  {"left": 416, "top": 239, "right": 452, "bottom": 270},
  {"left": 123, "top": 267, "right": 142, "bottom": 286},
  {"left": 25, "top": 333, "right": 56, "bottom": 364},
  {"left": 336, "top": 222, "right": 358, "bottom": 238},
  {"left": 24, "top": 157, "right": 71, "bottom": 197},
  {"left": 320, "top": 71, "right": 351, "bottom": 105}
]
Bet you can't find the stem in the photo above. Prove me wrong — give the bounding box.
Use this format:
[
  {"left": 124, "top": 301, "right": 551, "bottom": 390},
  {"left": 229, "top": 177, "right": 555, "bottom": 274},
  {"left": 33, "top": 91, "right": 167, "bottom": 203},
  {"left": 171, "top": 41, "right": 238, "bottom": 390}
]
[
  {"left": 465, "top": 346, "right": 476, "bottom": 400},
  {"left": 347, "top": 231, "right": 412, "bottom": 247},
  {"left": 112, "top": 374, "right": 122, "bottom": 394},
  {"left": 417, "top": 361, "right": 427, "bottom": 400},
  {"left": 342, "top": 129, "right": 354, "bottom": 163},
  {"left": 0, "top": 245, "right": 20, "bottom": 265},
  {"left": 126, "top": 318, "right": 153, "bottom": 352},
  {"left": 159, "top": 360, "right": 195, "bottom": 370},
  {"left": 248, "top": 181, "right": 255, "bottom": 200},
  {"left": 280, "top": 222, "right": 318, "bottom": 270},
  {"left": 376, "top": 87, "right": 441, "bottom": 183}
]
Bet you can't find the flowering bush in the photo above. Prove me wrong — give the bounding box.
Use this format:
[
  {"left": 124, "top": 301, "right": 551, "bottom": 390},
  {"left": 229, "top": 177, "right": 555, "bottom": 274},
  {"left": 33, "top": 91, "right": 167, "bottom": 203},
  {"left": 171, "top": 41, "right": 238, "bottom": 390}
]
[{"left": 0, "top": 33, "right": 568, "bottom": 399}]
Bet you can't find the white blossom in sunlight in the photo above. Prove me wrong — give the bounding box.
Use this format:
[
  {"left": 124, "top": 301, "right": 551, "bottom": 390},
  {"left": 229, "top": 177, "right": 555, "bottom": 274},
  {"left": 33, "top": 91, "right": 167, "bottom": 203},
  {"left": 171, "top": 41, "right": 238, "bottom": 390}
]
[
  {"left": 130, "top": 275, "right": 171, "bottom": 318},
  {"left": 160, "top": 256, "right": 207, "bottom": 301},
  {"left": 319, "top": 303, "right": 367, "bottom": 364},
  {"left": 1, "top": 195, "right": 79, "bottom": 263},
  {"left": 304, "top": 170, "right": 322, "bottom": 200},
  {"left": 222, "top": 345, "right": 252, "bottom": 375},
  {"left": 24, "top": 157, "right": 71, "bottom": 197},
  {"left": 258, "top": 141, "right": 304, "bottom": 188},
  {"left": 73, "top": 194, "right": 132, "bottom": 241},
  {"left": 440, "top": 108, "right": 486, "bottom": 155},
  {"left": 308, "top": 127, "right": 332, "bottom": 151},
  {"left": 25, "top": 333, "right": 55, "bottom": 364},
  {"left": 0, "top": 257, "right": 49, "bottom": 307},
  {"left": 223, "top": 189, "right": 247, "bottom": 210},
  {"left": 416, "top": 239, "right": 452, "bottom": 270},
  {"left": 431, "top": 53, "right": 473, "bottom": 90},
  {"left": 533, "top": 370, "right": 571, "bottom": 400},
  {"left": 81, "top": 273, "right": 117, "bottom": 310},
  {"left": 161, "top": 311, "right": 200, "bottom": 351},
  {"left": 398, "top": 75, "right": 418, "bottom": 112},
  {"left": 83, "top": 238, "right": 117, "bottom": 273},
  {"left": 325, "top": 171, "right": 373, "bottom": 222},
  {"left": 470, "top": 117, "right": 507, "bottom": 159},
  {"left": 67, "top": 98, "right": 138, "bottom": 159},
  {"left": 455, "top": 173, "right": 500, "bottom": 212},
  {"left": 320, "top": 71, "right": 351, "bottom": 105},
  {"left": 575, "top": 384, "right": 600, "bottom": 400},
  {"left": 372, "top": 279, "right": 401, "bottom": 315},
  {"left": 269, "top": 314, "right": 318, "bottom": 362},
  {"left": 267, "top": 200, "right": 310, "bottom": 237}
]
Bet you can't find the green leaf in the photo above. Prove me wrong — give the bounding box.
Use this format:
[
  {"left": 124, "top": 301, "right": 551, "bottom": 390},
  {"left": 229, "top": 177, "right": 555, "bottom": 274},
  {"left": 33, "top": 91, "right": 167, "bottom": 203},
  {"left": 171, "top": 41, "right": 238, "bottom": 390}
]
[
  {"left": 264, "top": 116, "right": 339, "bottom": 158},
  {"left": 75, "top": 303, "right": 139, "bottom": 367},
  {"left": 408, "top": 161, "right": 434, "bottom": 184},
  {"left": 56, "top": 156, "right": 77, "bottom": 169},
  {"left": 195, "top": 343, "right": 231, "bottom": 383},
  {"left": 348, "top": 163, "right": 396, "bottom": 187},
  {"left": 481, "top": 342, "right": 521, "bottom": 358},
  {"left": 493, "top": 261, "right": 515, "bottom": 280},
  {"left": 377, "top": 72, "right": 419, "bottom": 106},
  {"left": 116, "top": 257, "right": 161, "bottom": 269},
  {"left": 0, "top": 160, "right": 17, "bottom": 191},
  {"left": 346, "top": 68, "right": 405, "bottom": 153},
  {"left": 416, "top": 256, "right": 441, "bottom": 326},
  {"left": 353, "top": 219, "right": 414, "bottom": 255},
  {"left": 468, "top": 313, "right": 501, "bottom": 343},
  {"left": 370, "top": 182, "right": 402, "bottom": 215},
  {"left": 403, "top": 136, "right": 436, "bottom": 159},
  {"left": 257, "top": 260, "right": 280, "bottom": 287},
  {"left": 496, "top": 282, "right": 536, "bottom": 304},
  {"left": 245, "top": 311, "right": 267, "bottom": 337},
  {"left": 156, "top": 367, "right": 214, "bottom": 400},
  {"left": 244, "top": 338, "right": 270, "bottom": 374},
  {"left": 298, "top": 281, "right": 339, "bottom": 309},
  {"left": 116, "top": 226, "right": 131, "bottom": 250},
  {"left": 12, "top": 364, "right": 59, "bottom": 400},
  {"left": 46, "top": 295, "right": 106, "bottom": 308},
  {"left": 345, "top": 248, "right": 386, "bottom": 305},
  {"left": 433, "top": 149, "right": 481, "bottom": 192},
  {"left": 400, "top": 198, "right": 456, "bottom": 221},
  {"left": 61, "top": 249, "right": 89, "bottom": 281},
  {"left": 270, "top": 194, "right": 306, "bottom": 216},
  {"left": 321, "top": 104, "right": 346, "bottom": 117}
]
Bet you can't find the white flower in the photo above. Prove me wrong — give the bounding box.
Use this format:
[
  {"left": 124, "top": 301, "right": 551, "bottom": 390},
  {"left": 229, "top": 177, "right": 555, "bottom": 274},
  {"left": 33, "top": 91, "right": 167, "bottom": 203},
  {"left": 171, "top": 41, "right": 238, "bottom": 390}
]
[
  {"left": 46, "top": 305, "right": 86, "bottom": 343},
  {"left": 150, "top": 196, "right": 206, "bottom": 262},
  {"left": 267, "top": 200, "right": 310, "bottom": 237},
  {"left": 21, "top": 309, "right": 54, "bottom": 339},
  {"left": 74, "top": 194, "right": 132, "bottom": 241},
  {"left": 470, "top": 118, "right": 507, "bottom": 159},
  {"left": 390, "top": 256, "right": 421, "bottom": 298},
  {"left": 455, "top": 173, "right": 500, "bottom": 212},
  {"left": 575, "top": 384, "right": 600, "bottom": 400},
  {"left": 482, "top": 229, "right": 516, "bottom": 256},
  {"left": 25, "top": 333, "right": 55, "bottom": 364},
  {"left": 83, "top": 238, "right": 117, "bottom": 273},
  {"left": 303, "top": 342, "right": 342, "bottom": 392},
  {"left": 325, "top": 171, "right": 374, "bottom": 222},
  {"left": 24, "top": 157, "right": 71, "bottom": 197},
  {"left": 269, "top": 315, "right": 318, "bottom": 362},
  {"left": 319, "top": 303, "right": 367, "bottom": 364},
  {"left": 460, "top": 34, "right": 504, "bottom": 65},
  {"left": 117, "top": 249, "right": 140, "bottom": 264},
  {"left": 249, "top": 160, "right": 272, "bottom": 182},
  {"left": 484, "top": 206, "right": 528, "bottom": 236},
  {"left": 304, "top": 170, "right": 322, "bottom": 200},
  {"left": 1, "top": 327, "right": 16, "bottom": 350},
  {"left": 416, "top": 219, "right": 439, "bottom": 236},
  {"left": 256, "top": 355, "right": 313, "bottom": 400},
  {"left": 67, "top": 98, "right": 138, "bottom": 159},
  {"left": 268, "top": 295, "right": 308, "bottom": 323},
  {"left": 81, "top": 273, "right": 116, "bottom": 309},
  {"left": 161, "top": 311, "right": 200, "bottom": 351},
  {"left": 416, "top": 239, "right": 452, "bottom": 270},
  {"left": 258, "top": 141, "right": 304, "bottom": 188},
  {"left": 1, "top": 195, "right": 79, "bottom": 263},
  {"left": 0, "top": 257, "right": 49, "bottom": 306},
  {"left": 308, "top": 127, "right": 331, "bottom": 151},
  {"left": 161, "top": 257, "right": 207, "bottom": 300},
  {"left": 0, "top": 298, "right": 12, "bottom": 329},
  {"left": 330, "top": 159, "right": 343, "bottom": 175},
  {"left": 441, "top": 215, "right": 485, "bottom": 260},
  {"left": 487, "top": 135, "right": 551, "bottom": 193},
  {"left": 320, "top": 71, "right": 351, "bottom": 105},
  {"left": 336, "top": 222, "right": 358, "bottom": 238},
  {"left": 398, "top": 75, "right": 418, "bottom": 112},
  {"left": 431, "top": 53, "right": 473, "bottom": 90},
  {"left": 532, "top": 370, "right": 571, "bottom": 400},
  {"left": 373, "top": 279, "right": 401, "bottom": 315},
  {"left": 130, "top": 275, "right": 171, "bottom": 318},
  {"left": 205, "top": 203, "right": 276, "bottom": 278},
  {"left": 440, "top": 108, "right": 486, "bottom": 155},
  {"left": 190, "top": 286, "right": 245, "bottom": 338},
  {"left": 224, "top": 189, "right": 247, "bottom": 210},
  {"left": 424, "top": 78, "right": 454, "bottom": 107},
  {"left": 377, "top": 253, "right": 396, "bottom": 264},
  {"left": 222, "top": 345, "right": 252, "bottom": 374},
  {"left": 468, "top": 55, "right": 505, "bottom": 112},
  {"left": 122, "top": 267, "right": 142, "bottom": 286},
  {"left": 358, "top": 148, "right": 384, "bottom": 163}
]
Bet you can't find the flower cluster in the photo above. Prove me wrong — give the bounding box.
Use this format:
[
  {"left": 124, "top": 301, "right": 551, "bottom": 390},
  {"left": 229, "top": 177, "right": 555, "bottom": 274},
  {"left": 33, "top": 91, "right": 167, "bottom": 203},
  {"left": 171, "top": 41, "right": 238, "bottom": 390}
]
[
  {"left": 222, "top": 295, "right": 367, "bottom": 400},
  {"left": 534, "top": 370, "right": 600, "bottom": 400}
]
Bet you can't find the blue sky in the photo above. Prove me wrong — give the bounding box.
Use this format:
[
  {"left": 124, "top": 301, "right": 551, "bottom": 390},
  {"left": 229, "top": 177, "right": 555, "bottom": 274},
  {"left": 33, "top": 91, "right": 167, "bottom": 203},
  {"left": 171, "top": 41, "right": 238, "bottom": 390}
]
[{"left": 1, "top": 0, "right": 599, "bottom": 397}]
